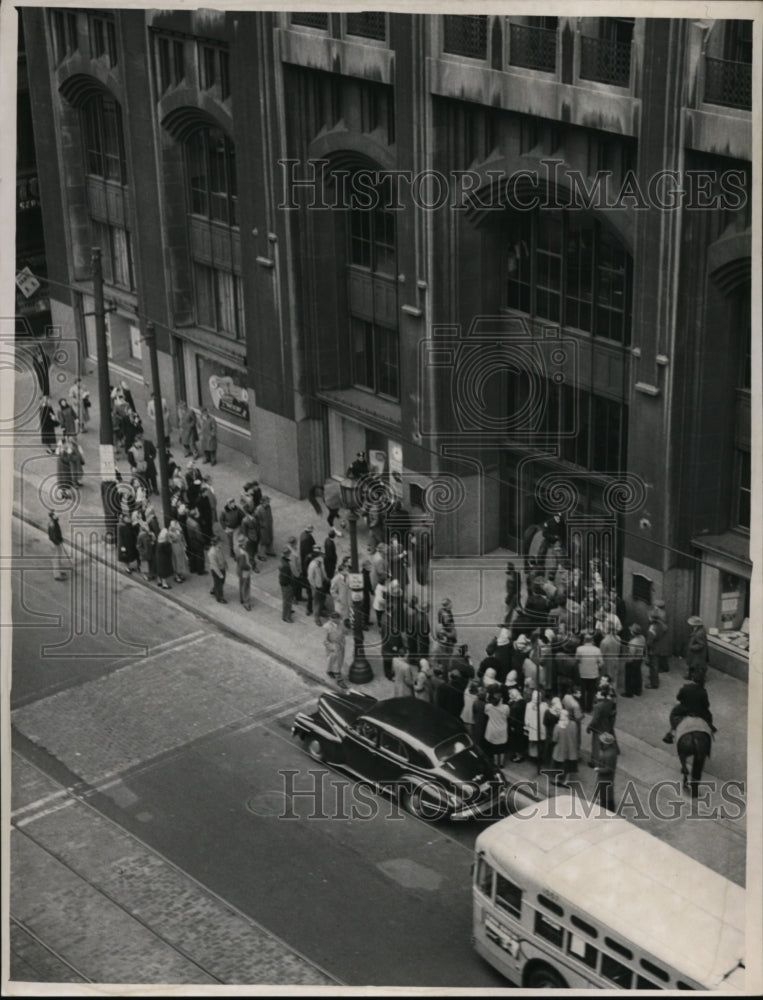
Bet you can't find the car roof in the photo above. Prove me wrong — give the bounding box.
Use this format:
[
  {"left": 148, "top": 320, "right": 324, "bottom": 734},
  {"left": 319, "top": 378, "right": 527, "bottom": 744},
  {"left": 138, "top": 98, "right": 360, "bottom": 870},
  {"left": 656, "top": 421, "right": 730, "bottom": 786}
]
[{"left": 362, "top": 697, "right": 466, "bottom": 747}]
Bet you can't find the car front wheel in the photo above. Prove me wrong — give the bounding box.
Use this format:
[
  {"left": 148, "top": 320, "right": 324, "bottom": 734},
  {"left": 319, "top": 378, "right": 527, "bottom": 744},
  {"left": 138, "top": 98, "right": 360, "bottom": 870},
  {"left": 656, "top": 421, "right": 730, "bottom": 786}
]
[
  {"left": 303, "top": 735, "right": 327, "bottom": 762},
  {"left": 402, "top": 784, "right": 451, "bottom": 823}
]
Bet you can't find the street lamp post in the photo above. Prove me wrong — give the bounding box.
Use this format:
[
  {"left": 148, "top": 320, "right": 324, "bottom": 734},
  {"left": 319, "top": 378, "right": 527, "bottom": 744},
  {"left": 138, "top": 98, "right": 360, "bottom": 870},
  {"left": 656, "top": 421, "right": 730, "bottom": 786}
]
[
  {"left": 142, "top": 322, "right": 173, "bottom": 527},
  {"left": 91, "top": 247, "right": 118, "bottom": 542},
  {"left": 340, "top": 478, "right": 373, "bottom": 684}
]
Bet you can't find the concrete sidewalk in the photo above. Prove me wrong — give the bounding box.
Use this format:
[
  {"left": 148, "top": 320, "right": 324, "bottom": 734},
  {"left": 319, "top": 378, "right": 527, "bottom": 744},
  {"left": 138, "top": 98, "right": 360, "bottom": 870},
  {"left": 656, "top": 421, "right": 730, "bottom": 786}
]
[{"left": 13, "top": 361, "right": 750, "bottom": 861}]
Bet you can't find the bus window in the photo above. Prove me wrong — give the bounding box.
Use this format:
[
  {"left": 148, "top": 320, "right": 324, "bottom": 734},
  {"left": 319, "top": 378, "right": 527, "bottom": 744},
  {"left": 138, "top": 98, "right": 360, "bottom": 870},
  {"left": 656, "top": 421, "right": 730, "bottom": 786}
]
[
  {"left": 534, "top": 911, "right": 564, "bottom": 949},
  {"left": 604, "top": 936, "right": 633, "bottom": 960},
  {"left": 570, "top": 915, "right": 598, "bottom": 938},
  {"left": 675, "top": 982, "right": 696, "bottom": 990},
  {"left": 475, "top": 857, "right": 494, "bottom": 897},
  {"left": 640, "top": 958, "right": 669, "bottom": 983},
  {"left": 636, "top": 976, "right": 660, "bottom": 989},
  {"left": 567, "top": 932, "right": 598, "bottom": 969},
  {"left": 537, "top": 894, "right": 564, "bottom": 917},
  {"left": 601, "top": 953, "right": 633, "bottom": 988},
  {"left": 495, "top": 874, "right": 522, "bottom": 918}
]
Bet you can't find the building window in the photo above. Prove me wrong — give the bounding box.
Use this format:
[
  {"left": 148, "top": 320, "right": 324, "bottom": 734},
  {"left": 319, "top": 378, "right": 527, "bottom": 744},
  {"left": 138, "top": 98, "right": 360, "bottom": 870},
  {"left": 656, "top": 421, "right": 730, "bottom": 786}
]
[
  {"left": 352, "top": 319, "right": 399, "bottom": 399},
  {"left": 91, "top": 219, "right": 134, "bottom": 291},
  {"left": 349, "top": 206, "right": 396, "bottom": 276},
  {"left": 199, "top": 44, "right": 231, "bottom": 101},
  {"left": 705, "top": 21, "right": 752, "bottom": 110},
  {"left": 155, "top": 34, "right": 185, "bottom": 94},
  {"left": 186, "top": 128, "right": 238, "bottom": 226},
  {"left": 82, "top": 93, "right": 127, "bottom": 183},
  {"left": 508, "top": 18, "right": 558, "bottom": 72},
  {"left": 193, "top": 263, "right": 244, "bottom": 338},
  {"left": 291, "top": 12, "right": 329, "bottom": 31},
  {"left": 579, "top": 18, "right": 633, "bottom": 87},
  {"left": 51, "top": 9, "right": 77, "bottom": 64},
  {"left": 736, "top": 450, "right": 751, "bottom": 530},
  {"left": 345, "top": 12, "right": 387, "bottom": 42},
  {"left": 505, "top": 211, "right": 632, "bottom": 345},
  {"left": 443, "top": 15, "right": 488, "bottom": 60},
  {"left": 89, "top": 13, "right": 117, "bottom": 67}
]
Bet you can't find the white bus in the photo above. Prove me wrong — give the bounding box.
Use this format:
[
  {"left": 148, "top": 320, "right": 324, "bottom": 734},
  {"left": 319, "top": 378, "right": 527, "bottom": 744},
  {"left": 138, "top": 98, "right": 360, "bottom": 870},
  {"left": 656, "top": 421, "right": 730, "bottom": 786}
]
[{"left": 473, "top": 795, "right": 745, "bottom": 991}]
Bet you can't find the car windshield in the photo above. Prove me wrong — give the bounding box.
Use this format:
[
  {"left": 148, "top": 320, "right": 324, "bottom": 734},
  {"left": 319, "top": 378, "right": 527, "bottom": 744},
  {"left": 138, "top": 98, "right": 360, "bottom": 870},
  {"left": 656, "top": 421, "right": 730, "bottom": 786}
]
[{"left": 433, "top": 733, "right": 474, "bottom": 762}]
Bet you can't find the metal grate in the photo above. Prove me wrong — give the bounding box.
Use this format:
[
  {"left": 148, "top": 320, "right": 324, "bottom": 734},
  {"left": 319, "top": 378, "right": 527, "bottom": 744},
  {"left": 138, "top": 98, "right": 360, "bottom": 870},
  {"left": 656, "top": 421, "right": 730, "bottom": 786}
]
[
  {"left": 346, "top": 12, "right": 386, "bottom": 41},
  {"left": 290, "top": 12, "right": 329, "bottom": 31},
  {"left": 704, "top": 56, "right": 752, "bottom": 110},
  {"left": 509, "top": 23, "right": 557, "bottom": 72},
  {"left": 632, "top": 573, "right": 653, "bottom": 605},
  {"left": 579, "top": 35, "right": 631, "bottom": 87},
  {"left": 443, "top": 15, "right": 487, "bottom": 60}
]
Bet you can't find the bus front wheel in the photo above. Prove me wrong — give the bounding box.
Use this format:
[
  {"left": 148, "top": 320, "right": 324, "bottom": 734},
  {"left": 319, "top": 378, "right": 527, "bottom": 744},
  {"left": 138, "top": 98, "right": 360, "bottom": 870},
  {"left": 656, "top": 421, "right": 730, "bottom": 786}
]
[{"left": 524, "top": 963, "right": 567, "bottom": 989}]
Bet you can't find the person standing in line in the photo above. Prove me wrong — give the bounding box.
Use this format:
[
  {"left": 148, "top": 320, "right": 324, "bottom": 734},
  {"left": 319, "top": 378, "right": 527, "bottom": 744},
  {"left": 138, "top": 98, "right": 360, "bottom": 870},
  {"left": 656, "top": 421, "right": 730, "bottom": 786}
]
[
  {"left": 141, "top": 435, "right": 159, "bottom": 496},
  {"left": 235, "top": 540, "right": 253, "bottom": 611},
  {"left": 69, "top": 378, "right": 90, "bottom": 433},
  {"left": 594, "top": 731, "right": 619, "bottom": 811},
  {"left": 600, "top": 626, "right": 623, "bottom": 695},
  {"left": 199, "top": 407, "right": 218, "bottom": 465},
  {"left": 484, "top": 689, "right": 510, "bottom": 767},
  {"left": 119, "top": 379, "right": 136, "bottom": 412},
  {"left": 413, "top": 659, "right": 434, "bottom": 702},
  {"left": 117, "top": 513, "right": 139, "bottom": 575},
  {"left": 551, "top": 709, "right": 579, "bottom": 787},
  {"left": 167, "top": 518, "right": 189, "bottom": 582},
  {"left": 623, "top": 624, "right": 646, "bottom": 697},
  {"left": 330, "top": 559, "right": 351, "bottom": 622},
  {"left": 299, "top": 526, "right": 316, "bottom": 615},
  {"left": 155, "top": 527, "right": 174, "bottom": 590},
  {"left": 136, "top": 519, "right": 157, "bottom": 581},
  {"left": 148, "top": 394, "right": 172, "bottom": 442},
  {"left": 393, "top": 651, "right": 417, "bottom": 699},
  {"left": 684, "top": 616, "right": 709, "bottom": 683},
  {"left": 285, "top": 536, "right": 301, "bottom": 603},
  {"left": 57, "top": 398, "right": 77, "bottom": 440},
  {"left": 178, "top": 402, "right": 200, "bottom": 458},
  {"left": 185, "top": 508, "right": 207, "bottom": 575},
  {"left": 575, "top": 631, "right": 603, "bottom": 713},
  {"left": 40, "top": 396, "right": 59, "bottom": 453},
  {"left": 323, "top": 612, "right": 348, "bottom": 687},
  {"left": 279, "top": 547, "right": 295, "bottom": 623},
  {"left": 647, "top": 599, "right": 671, "bottom": 682},
  {"left": 587, "top": 687, "right": 617, "bottom": 767},
  {"left": 323, "top": 528, "right": 338, "bottom": 581},
  {"left": 307, "top": 547, "right": 328, "bottom": 625},
  {"left": 255, "top": 496, "right": 276, "bottom": 558},
  {"left": 322, "top": 478, "right": 344, "bottom": 535},
  {"left": 207, "top": 537, "right": 228, "bottom": 603},
  {"left": 220, "top": 497, "right": 244, "bottom": 558},
  {"left": 47, "top": 510, "right": 68, "bottom": 581}
]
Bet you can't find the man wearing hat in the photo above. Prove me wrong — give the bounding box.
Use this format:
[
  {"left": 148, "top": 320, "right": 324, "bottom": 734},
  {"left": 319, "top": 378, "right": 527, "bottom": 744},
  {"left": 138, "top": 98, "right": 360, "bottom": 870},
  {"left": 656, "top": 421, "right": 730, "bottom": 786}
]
[
  {"left": 646, "top": 600, "right": 671, "bottom": 687},
  {"left": 307, "top": 547, "right": 328, "bottom": 625},
  {"left": 575, "top": 631, "right": 603, "bottom": 713},
  {"left": 594, "top": 732, "right": 619, "bottom": 811},
  {"left": 684, "top": 616, "right": 709, "bottom": 683},
  {"left": 323, "top": 612, "right": 348, "bottom": 687},
  {"left": 623, "top": 624, "right": 646, "bottom": 697},
  {"left": 299, "top": 525, "right": 316, "bottom": 613},
  {"left": 47, "top": 510, "right": 69, "bottom": 581}
]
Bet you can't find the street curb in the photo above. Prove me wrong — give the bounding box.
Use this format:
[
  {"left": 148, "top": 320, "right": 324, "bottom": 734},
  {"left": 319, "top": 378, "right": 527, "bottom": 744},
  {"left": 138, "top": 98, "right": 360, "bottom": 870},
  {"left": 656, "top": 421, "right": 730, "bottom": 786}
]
[{"left": 11, "top": 503, "right": 340, "bottom": 694}]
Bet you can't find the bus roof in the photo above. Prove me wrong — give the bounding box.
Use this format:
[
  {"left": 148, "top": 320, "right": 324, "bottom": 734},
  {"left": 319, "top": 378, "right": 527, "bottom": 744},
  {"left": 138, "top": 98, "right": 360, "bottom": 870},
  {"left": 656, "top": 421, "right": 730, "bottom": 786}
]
[{"left": 475, "top": 795, "right": 745, "bottom": 990}]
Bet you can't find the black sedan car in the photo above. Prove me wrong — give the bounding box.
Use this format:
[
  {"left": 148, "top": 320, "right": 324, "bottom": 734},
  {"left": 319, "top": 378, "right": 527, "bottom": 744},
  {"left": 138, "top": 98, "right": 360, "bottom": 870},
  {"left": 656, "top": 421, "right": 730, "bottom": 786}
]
[{"left": 292, "top": 691, "right": 511, "bottom": 822}]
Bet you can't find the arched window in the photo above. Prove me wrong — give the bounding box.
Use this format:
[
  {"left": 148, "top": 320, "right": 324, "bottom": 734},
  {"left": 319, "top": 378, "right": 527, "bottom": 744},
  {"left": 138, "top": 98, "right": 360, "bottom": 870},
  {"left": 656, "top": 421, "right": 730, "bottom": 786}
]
[
  {"left": 82, "top": 91, "right": 126, "bottom": 183},
  {"left": 505, "top": 209, "right": 633, "bottom": 345},
  {"left": 185, "top": 127, "right": 237, "bottom": 226},
  {"left": 80, "top": 91, "right": 133, "bottom": 290},
  {"left": 346, "top": 178, "right": 399, "bottom": 399},
  {"left": 183, "top": 126, "right": 242, "bottom": 338}
]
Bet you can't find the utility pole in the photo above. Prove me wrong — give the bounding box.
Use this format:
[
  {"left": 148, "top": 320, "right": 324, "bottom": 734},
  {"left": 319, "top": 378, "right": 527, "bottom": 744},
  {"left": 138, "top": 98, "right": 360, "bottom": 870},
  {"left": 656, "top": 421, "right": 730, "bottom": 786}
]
[
  {"left": 143, "top": 322, "right": 172, "bottom": 527},
  {"left": 91, "top": 247, "right": 118, "bottom": 542}
]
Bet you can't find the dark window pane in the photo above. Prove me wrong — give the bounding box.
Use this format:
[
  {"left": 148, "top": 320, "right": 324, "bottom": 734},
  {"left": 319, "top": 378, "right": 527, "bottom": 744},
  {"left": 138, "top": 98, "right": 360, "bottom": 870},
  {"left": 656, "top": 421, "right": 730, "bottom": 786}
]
[
  {"left": 737, "top": 450, "right": 751, "bottom": 529},
  {"left": 194, "top": 262, "right": 215, "bottom": 328},
  {"left": 376, "top": 325, "right": 399, "bottom": 399},
  {"left": 353, "top": 318, "right": 374, "bottom": 389},
  {"left": 601, "top": 953, "right": 632, "bottom": 988},
  {"left": 534, "top": 910, "right": 564, "bottom": 948},
  {"left": 476, "top": 858, "right": 493, "bottom": 897},
  {"left": 220, "top": 51, "right": 230, "bottom": 100},
  {"left": 495, "top": 875, "right": 522, "bottom": 918}
]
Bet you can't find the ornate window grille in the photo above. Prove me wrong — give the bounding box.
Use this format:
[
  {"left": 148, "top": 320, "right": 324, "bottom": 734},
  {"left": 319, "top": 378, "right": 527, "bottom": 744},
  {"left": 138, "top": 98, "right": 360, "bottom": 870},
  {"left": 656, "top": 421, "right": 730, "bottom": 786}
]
[
  {"left": 579, "top": 35, "right": 631, "bottom": 86},
  {"left": 290, "top": 13, "right": 329, "bottom": 31},
  {"left": 704, "top": 57, "right": 752, "bottom": 110},
  {"left": 443, "top": 15, "right": 487, "bottom": 60},
  {"left": 346, "top": 12, "right": 386, "bottom": 41},
  {"left": 509, "top": 22, "right": 557, "bottom": 72}
]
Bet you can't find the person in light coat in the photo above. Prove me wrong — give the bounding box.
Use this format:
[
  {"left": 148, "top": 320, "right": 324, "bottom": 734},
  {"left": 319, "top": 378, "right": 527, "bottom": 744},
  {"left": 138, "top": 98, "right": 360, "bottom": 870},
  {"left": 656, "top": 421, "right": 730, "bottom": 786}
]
[
  {"left": 167, "top": 519, "right": 189, "bottom": 582},
  {"left": 199, "top": 408, "right": 218, "bottom": 465},
  {"left": 551, "top": 709, "right": 579, "bottom": 786},
  {"left": 524, "top": 689, "right": 548, "bottom": 760}
]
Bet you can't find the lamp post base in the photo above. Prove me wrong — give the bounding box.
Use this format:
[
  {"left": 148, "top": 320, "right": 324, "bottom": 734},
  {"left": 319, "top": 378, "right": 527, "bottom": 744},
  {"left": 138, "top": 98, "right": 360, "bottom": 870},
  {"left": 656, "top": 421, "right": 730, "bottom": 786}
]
[{"left": 348, "top": 651, "right": 374, "bottom": 684}]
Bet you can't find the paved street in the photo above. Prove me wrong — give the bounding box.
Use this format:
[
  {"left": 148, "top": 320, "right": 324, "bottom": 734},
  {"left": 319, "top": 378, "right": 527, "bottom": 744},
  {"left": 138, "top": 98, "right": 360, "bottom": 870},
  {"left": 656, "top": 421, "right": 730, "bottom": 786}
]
[{"left": 10, "top": 514, "right": 748, "bottom": 985}]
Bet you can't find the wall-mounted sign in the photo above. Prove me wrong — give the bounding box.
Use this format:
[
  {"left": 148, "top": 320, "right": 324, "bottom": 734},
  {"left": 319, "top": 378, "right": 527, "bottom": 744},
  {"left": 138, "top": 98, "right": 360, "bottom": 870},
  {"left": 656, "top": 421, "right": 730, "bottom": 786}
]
[{"left": 197, "top": 355, "right": 250, "bottom": 425}]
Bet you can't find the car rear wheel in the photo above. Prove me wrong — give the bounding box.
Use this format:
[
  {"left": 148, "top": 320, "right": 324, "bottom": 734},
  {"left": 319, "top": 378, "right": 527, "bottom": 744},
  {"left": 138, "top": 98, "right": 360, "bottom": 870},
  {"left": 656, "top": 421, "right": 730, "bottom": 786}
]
[
  {"left": 304, "top": 736, "right": 326, "bottom": 762},
  {"left": 402, "top": 785, "right": 450, "bottom": 823}
]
